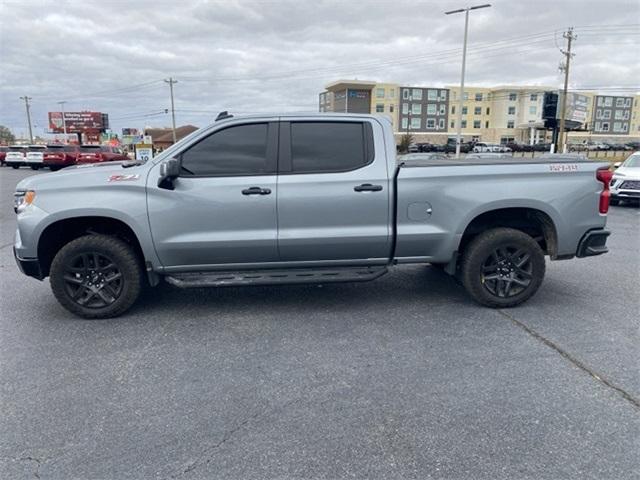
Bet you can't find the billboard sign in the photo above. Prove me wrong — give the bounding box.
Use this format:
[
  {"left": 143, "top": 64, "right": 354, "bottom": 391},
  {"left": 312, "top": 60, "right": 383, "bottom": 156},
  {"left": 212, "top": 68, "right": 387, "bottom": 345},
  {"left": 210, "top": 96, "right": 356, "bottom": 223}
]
[
  {"left": 559, "top": 92, "right": 589, "bottom": 124},
  {"left": 48, "top": 111, "right": 108, "bottom": 133}
]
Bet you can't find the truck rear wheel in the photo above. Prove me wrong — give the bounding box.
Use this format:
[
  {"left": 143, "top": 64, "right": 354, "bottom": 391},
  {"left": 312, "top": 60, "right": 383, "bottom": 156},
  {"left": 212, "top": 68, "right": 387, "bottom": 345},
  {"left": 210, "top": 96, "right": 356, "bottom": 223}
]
[
  {"left": 50, "top": 235, "right": 142, "bottom": 319},
  {"left": 460, "top": 228, "right": 545, "bottom": 308}
]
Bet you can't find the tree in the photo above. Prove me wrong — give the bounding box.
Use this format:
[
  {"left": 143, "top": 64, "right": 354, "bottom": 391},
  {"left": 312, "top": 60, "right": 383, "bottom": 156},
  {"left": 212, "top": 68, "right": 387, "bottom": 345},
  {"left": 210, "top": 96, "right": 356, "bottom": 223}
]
[
  {"left": 0, "top": 125, "right": 15, "bottom": 144},
  {"left": 399, "top": 133, "right": 414, "bottom": 153}
]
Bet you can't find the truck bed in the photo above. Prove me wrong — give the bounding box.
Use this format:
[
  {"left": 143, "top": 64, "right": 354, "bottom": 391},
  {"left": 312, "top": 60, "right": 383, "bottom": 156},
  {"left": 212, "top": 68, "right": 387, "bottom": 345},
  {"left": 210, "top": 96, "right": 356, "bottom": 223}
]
[{"left": 399, "top": 153, "right": 595, "bottom": 168}]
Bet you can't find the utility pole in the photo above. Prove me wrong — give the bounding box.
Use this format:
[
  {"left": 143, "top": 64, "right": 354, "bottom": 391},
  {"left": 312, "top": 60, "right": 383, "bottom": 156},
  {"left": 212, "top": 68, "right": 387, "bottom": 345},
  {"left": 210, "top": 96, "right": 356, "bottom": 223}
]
[
  {"left": 20, "top": 96, "right": 34, "bottom": 143},
  {"left": 556, "top": 27, "right": 576, "bottom": 154},
  {"left": 57, "top": 101, "right": 68, "bottom": 142},
  {"left": 445, "top": 4, "right": 491, "bottom": 158},
  {"left": 164, "top": 77, "right": 178, "bottom": 144}
]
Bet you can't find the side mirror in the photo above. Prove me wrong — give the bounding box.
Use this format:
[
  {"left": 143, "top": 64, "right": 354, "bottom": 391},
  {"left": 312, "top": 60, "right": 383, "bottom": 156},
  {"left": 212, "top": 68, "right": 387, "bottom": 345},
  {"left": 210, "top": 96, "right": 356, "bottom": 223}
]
[
  {"left": 613, "top": 162, "right": 622, "bottom": 169},
  {"left": 158, "top": 158, "right": 180, "bottom": 189}
]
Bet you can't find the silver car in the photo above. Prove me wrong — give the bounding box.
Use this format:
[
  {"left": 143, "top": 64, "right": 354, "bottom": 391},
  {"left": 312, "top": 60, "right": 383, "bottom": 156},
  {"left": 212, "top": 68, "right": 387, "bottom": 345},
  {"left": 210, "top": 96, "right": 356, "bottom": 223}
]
[{"left": 610, "top": 152, "right": 640, "bottom": 205}]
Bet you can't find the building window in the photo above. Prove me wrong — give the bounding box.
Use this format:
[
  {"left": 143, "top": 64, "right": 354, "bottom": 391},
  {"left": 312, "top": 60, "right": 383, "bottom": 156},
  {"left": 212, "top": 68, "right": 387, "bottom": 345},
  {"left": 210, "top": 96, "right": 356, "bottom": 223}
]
[
  {"left": 450, "top": 121, "right": 455, "bottom": 129},
  {"left": 427, "top": 89, "right": 438, "bottom": 100},
  {"left": 389, "top": 89, "right": 395, "bottom": 98},
  {"left": 613, "top": 122, "right": 623, "bottom": 132},
  {"left": 389, "top": 105, "right": 394, "bottom": 113},
  {"left": 530, "top": 94, "right": 538, "bottom": 101},
  {"left": 529, "top": 106, "right": 537, "bottom": 115},
  {"left": 623, "top": 123, "right": 629, "bottom": 132},
  {"left": 412, "top": 89, "right": 423, "bottom": 100},
  {"left": 473, "top": 120, "right": 481, "bottom": 129},
  {"left": 439, "top": 90, "right": 447, "bottom": 101},
  {"left": 623, "top": 110, "right": 630, "bottom": 120},
  {"left": 603, "top": 110, "right": 611, "bottom": 120},
  {"left": 615, "top": 110, "right": 624, "bottom": 120},
  {"left": 507, "top": 120, "right": 515, "bottom": 128},
  {"left": 402, "top": 89, "right": 410, "bottom": 100},
  {"left": 426, "top": 118, "right": 436, "bottom": 129},
  {"left": 485, "top": 121, "right": 489, "bottom": 128},
  {"left": 595, "top": 122, "right": 601, "bottom": 131},
  {"left": 601, "top": 122, "right": 610, "bottom": 131},
  {"left": 615, "top": 97, "right": 624, "bottom": 107},
  {"left": 376, "top": 104, "right": 384, "bottom": 113},
  {"left": 509, "top": 93, "right": 517, "bottom": 101},
  {"left": 486, "top": 107, "right": 490, "bottom": 115},
  {"left": 411, "top": 104, "right": 422, "bottom": 115},
  {"left": 401, "top": 118, "right": 408, "bottom": 129},
  {"left": 411, "top": 118, "right": 421, "bottom": 129},
  {"left": 625, "top": 98, "right": 631, "bottom": 107},
  {"left": 596, "top": 109, "right": 603, "bottom": 119},
  {"left": 463, "top": 92, "right": 469, "bottom": 101},
  {"left": 462, "top": 106, "right": 468, "bottom": 115},
  {"left": 475, "top": 93, "right": 483, "bottom": 101},
  {"left": 439, "top": 119, "right": 445, "bottom": 129},
  {"left": 376, "top": 88, "right": 385, "bottom": 98},
  {"left": 508, "top": 106, "right": 516, "bottom": 115},
  {"left": 402, "top": 103, "right": 409, "bottom": 114},
  {"left": 426, "top": 104, "right": 437, "bottom": 115},
  {"left": 604, "top": 97, "right": 613, "bottom": 107},
  {"left": 461, "top": 120, "right": 467, "bottom": 128},
  {"left": 474, "top": 106, "right": 482, "bottom": 115},
  {"left": 439, "top": 104, "right": 446, "bottom": 115},
  {"left": 451, "top": 106, "right": 456, "bottom": 115},
  {"left": 597, "top": 97, "right": 604, "bottom": 107}
]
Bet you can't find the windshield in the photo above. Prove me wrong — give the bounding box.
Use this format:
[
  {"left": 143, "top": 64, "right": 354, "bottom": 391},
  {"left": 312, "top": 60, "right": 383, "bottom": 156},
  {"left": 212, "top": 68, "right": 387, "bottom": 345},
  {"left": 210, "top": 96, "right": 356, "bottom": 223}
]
[
  {"left": 622, "top": 154, "right": 640, "bottom": 168},
  {"left": 29, "top": 146, "right": 46, "bottom": 151},
  {"left": 81, "top": 146, "right": 102, "bottom": 152}
]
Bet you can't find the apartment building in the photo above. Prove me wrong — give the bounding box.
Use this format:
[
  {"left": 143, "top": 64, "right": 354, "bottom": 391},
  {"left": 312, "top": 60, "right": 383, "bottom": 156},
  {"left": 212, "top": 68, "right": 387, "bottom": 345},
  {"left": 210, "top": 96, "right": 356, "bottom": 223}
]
[
  {"left": 319, "top": 80, "right": 640, "bottom": 144},
  {"left": 398, "top": 86, "right": 449, "bottom": 139},
  {"left": 591, "top": 95, "right": 633, "bottom": 135}
]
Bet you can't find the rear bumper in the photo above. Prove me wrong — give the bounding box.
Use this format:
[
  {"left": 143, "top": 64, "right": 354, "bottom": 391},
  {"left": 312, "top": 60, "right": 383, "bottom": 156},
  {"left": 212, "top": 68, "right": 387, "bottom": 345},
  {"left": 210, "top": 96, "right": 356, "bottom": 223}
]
[
  {"left": 576, "top": 229, "right": 610, "bottom": 258},
  {"left": 14, "top": 248, "right": 44, "bottom": 280}
]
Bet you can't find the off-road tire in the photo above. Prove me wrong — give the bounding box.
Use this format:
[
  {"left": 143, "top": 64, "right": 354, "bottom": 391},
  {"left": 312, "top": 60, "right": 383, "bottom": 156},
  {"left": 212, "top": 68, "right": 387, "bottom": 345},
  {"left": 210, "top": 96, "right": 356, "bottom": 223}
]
[
  {"left": 461, "top": 227, "right": 545, "bottom": 308},
  {"left": 50, "top": 235, "right": 142, "bottom": 319}
]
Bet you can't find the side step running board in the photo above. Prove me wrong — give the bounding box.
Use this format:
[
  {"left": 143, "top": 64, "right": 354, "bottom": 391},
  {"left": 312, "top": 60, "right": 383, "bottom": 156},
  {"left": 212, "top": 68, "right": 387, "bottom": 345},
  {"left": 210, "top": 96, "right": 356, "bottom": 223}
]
[{"left": 165, "top": 266, "right": 388, "bottom": 288}]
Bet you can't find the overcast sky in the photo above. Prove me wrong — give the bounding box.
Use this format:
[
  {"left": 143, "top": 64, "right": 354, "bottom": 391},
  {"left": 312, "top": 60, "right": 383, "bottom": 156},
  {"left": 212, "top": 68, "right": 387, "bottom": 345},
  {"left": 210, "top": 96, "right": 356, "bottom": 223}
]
[{"left": 1, "top": 0, "right": 638, "bottom": 138}]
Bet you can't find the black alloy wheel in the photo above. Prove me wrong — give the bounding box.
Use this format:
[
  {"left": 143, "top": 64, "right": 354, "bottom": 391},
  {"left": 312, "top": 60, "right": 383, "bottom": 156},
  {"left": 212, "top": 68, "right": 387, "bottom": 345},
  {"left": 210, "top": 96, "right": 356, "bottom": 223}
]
[{"left": 63, "top": 252, "right": 123, "bottom": 308}]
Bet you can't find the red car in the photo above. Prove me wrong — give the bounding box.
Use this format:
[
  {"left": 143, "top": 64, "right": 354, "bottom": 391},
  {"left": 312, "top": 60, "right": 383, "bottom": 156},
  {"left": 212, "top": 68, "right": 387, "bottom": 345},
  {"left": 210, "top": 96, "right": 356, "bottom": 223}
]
[
  {"left": 77, "top": 145, "right": 128, "bottom": 164},
  {"left": 0, "top": 146, "right": 8, "bottom": 166},
  {"left": 44, "top": 144, "right": 80, "bottom": 171}
]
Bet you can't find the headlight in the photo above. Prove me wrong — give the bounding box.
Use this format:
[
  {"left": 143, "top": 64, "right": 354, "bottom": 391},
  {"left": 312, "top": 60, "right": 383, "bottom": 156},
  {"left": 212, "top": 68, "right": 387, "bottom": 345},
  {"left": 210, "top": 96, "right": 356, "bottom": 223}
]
[{"left": 14, "top": 190, "right": 35, "bottom": 213}]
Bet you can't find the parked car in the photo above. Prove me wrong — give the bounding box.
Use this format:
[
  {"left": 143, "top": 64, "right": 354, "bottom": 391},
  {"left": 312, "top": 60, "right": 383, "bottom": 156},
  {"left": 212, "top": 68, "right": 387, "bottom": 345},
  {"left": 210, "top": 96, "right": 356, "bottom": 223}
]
[
  {"left": 586, "top": 142, "right": 610, "bottom": 151},
  {"left": 437, "top": 142, "right": 473, "bottom": 154},
  {"left": 44, "top": 144, "right": 80, "bottom": 171},
  {"left": 625, "top": 141, "right": 640, "bottom": 150},
  {"left": 0, "top": 146, "right": 9, "bottom": 166},
  {"left": 5, "top": 145, "right": 28, "bottom": 168},
  {"left": 77, "top": 145, "right": 128, "bottom": 164},
  {"left": 25, "top": 145, "right": 47, "bottom": 170},
  {"left": 610, "top": 152, "right": 640, "bottom": 205},
  {"left": 532, "top": 143, "right": 553, "bottom": 152},
  {"left": 415, "top": 142, "right": 436, "bottom": 152},
  {"left": 14, "top": 113, "right": 612, "bottom": 318},
  {"left": 473, "top": 143, "right": 504, "bottom": 153},
  {"left": 506, "top": 142, "right": 533, "bottom": 152}
]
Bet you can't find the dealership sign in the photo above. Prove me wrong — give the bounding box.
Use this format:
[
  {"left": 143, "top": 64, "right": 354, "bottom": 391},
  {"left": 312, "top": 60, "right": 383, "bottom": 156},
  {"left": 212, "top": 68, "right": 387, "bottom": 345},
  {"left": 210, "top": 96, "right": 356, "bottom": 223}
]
[{"left": 48, "top": 111, "right": 109, "bottom": 133}]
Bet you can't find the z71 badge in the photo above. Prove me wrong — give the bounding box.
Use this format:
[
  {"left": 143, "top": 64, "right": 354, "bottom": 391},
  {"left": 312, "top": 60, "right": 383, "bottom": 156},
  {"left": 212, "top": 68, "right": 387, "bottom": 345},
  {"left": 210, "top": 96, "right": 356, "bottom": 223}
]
[{"left": 108, "top": 174, "right": 140, "bottom": 182}]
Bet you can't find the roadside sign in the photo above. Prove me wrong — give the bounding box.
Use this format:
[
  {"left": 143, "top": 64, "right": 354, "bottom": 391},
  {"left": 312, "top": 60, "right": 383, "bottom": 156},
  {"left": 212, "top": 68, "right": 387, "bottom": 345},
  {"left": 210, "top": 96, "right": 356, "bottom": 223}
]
[
  {"left": 143, "top": 135, "right": 153, "bottom": 144},
  {"left": 135, "top": 143, "right": 153, "bottom": 162}
]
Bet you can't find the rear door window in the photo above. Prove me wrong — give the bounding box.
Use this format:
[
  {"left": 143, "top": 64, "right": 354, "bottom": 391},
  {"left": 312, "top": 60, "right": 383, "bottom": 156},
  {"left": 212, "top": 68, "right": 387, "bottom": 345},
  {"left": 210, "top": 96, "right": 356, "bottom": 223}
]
[{"left": 287, "top": 122, "right": 372, "bottom": 174}]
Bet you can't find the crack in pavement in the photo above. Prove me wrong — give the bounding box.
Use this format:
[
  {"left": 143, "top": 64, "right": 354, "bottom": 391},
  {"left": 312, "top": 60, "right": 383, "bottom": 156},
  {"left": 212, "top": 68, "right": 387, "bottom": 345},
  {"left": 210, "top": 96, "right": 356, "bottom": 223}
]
[
  {"left": 497, "top": 309, "right": 640, "bottom": 410},
  {"left": 171, "top": 396, "right": 305, "bottom": 478}
]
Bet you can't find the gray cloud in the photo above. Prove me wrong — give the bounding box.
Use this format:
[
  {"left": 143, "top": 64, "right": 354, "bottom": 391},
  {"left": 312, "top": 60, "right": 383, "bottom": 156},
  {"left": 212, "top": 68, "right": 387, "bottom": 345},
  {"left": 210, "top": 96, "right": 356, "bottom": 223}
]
[{"left": 1, "top": 0, "right": 638, "bottom": 138}]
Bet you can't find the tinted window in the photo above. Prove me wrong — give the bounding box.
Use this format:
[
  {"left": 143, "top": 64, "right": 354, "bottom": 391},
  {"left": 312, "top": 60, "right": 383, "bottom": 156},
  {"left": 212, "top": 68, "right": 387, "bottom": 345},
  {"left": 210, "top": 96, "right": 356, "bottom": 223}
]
[
  {"left": 181, "top": 123, "right": 269, "bottom": 176},
  {"left": 290, "top": 122, "right": 368, "bottom": 173},
  {"left": 81, "top": 146, "right": 101, "bottom": 152}
]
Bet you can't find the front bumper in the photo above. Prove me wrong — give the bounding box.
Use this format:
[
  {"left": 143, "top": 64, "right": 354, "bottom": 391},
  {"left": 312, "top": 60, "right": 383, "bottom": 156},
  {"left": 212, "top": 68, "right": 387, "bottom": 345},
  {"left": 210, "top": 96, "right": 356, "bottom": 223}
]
[
  {"left": 14, "top": 247, "right": 44, "bottom": 280},
  {"left": 576, "top": 229, "right": 610, "bottom": 258}
]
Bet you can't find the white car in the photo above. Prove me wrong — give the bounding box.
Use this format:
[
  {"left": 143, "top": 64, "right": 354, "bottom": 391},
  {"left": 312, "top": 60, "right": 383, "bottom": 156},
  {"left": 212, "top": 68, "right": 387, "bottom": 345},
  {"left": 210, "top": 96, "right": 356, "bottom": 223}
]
[
  {"left": 5, "top": 145, "right": 28, "bottom": 169},
  {"left": 610, "top": 152, "right": 640, "bottom": 205},
  {"left": 473, "top": 142, "right": 506, "bottom": 153},
  {"left": 25, "top": 145, "right": 47, "bottom": 170}
]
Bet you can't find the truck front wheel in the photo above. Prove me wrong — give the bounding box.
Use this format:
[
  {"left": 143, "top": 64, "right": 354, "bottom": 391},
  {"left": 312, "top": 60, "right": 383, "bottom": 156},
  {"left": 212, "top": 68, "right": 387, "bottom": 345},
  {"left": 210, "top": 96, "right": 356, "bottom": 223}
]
[
  {"left": 50, "top": 235, "right": 142, "bottom": 319},
  {"left": 460, "top": 228, "right": 545, "bottom": 308}
]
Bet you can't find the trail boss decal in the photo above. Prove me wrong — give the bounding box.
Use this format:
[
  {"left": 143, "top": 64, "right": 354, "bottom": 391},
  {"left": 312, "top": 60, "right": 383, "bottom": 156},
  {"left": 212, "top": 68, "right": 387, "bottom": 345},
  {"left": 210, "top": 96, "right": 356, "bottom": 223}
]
[
  {"left": 108, "top": 174, "right": 140, "bottom": 182},
  {"left": 549, "top": 164, "right": 579, "bottom": 172}
]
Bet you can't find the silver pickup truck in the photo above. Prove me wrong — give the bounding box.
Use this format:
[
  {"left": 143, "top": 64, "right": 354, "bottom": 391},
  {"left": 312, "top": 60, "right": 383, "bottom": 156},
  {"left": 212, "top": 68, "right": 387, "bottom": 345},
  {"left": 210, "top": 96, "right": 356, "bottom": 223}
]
[{"left": 14, "top": 113, "right": 612, "bottom": 319}]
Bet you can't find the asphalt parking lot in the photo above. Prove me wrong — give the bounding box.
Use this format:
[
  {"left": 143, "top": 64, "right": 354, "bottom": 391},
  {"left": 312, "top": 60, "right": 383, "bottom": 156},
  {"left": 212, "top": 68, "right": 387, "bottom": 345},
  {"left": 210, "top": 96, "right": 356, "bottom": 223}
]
[{"left": 1, "top": 167, "right": 638, "bottom": 480}]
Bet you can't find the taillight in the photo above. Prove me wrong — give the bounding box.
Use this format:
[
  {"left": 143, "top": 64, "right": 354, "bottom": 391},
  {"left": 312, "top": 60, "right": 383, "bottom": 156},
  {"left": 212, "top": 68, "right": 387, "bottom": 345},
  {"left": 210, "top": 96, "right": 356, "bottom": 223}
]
[{"left": 596, "top": 167, "right": 613, "bottom": 214}]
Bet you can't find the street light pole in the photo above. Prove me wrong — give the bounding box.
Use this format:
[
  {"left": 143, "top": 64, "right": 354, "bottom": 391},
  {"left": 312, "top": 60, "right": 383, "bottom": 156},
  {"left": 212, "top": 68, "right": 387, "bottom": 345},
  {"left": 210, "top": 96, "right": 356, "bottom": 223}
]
[
  {"left": 20, "top": 96, "right": 34, "bottom": 143},
  {"left": 57, "top": 101, "right": 67, "bottom": 142},
  {"left": 164, "top": 77, "right": 178, "bottom": 144},
  {"left": 445, "top": 4, "right": 491, "bottom": 158}
]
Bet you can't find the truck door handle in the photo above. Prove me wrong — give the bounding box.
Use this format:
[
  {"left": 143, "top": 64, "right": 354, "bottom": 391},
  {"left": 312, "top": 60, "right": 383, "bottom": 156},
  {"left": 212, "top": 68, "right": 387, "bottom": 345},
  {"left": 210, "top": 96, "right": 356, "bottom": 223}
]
[
  {"left": 354, "top": 183, "right": 383, "bottom": 192},
  {"left": 242, "top": 186, "right": 271, "bottom": 195}
]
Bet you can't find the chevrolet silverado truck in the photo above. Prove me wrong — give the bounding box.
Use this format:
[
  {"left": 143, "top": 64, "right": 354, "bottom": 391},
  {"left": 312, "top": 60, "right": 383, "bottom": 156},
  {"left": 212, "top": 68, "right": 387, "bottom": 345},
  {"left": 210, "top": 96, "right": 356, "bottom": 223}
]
[{"left": 13, "top": 113, "right": 612, "bottom": 319}]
